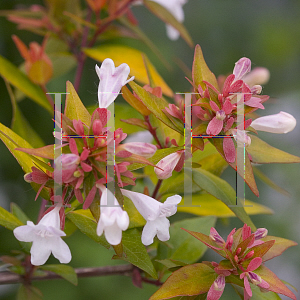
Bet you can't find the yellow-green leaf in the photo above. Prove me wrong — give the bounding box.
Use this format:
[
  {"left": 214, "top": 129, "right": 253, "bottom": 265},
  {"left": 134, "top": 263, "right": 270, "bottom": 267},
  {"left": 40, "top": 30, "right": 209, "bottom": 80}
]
[
  {"left": 149, "top": 263, "right": 216, "bottom": 300},
  {"left": 64, "top": 81, "right": 91, "bottom": 127},
  {"left": 0, "top": 54, "right": 52, "bottom": 113},
  {"left": 83, "top": 45, "right": 173, "bottom": 97},
  {"left": 66, "top": 209, "right": 110, "bottom": 249},
  {"left": 0, "top": 206, "right": 23, "bottom": 230},
  {"left": 248, "top": 135, "right": 300, "bottom": 164},
  {"left": 192, "top": 45, "right": 219, "bottom": 91},
  {"left": 130, "top": 81, "right": 183, "bottom": 134},
  {"left": 177, "top": 194, "right": 273, "bottom": 217}
]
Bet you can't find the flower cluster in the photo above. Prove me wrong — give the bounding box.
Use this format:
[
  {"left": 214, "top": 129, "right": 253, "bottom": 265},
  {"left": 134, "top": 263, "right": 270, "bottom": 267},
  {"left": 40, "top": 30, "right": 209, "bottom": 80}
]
[
  {"left": 13, "top": 58, "right": 181, "bottom": 266},
  {"left": 184, "top": 224, "right": 296, "bottom": 300}
]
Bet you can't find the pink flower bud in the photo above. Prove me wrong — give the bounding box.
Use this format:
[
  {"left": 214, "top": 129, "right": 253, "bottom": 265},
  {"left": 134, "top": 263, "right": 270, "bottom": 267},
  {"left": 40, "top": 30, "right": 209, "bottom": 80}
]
[
  {"left": 155, "top": 151, "right": 182, "bottom": 179},
  {"left": 93, "top": 119, "right": 103, "bottom": 136},
  {"left": 216, "top": 110, "right": 226, "bottom": 121},
  {"left": 55, "top": 154, "right": 80, "bottom": 183},
  {"left": 244, "top": 250, "right": 254, "bottom": 260},
  {"left": 24, "top": 173, "right": 33, "bottom": 183},
  {"left": 242, "top": 67, "right": 270, "bottom": 87},
  {"left": 122, "top": 142, "right": 157, "bottom": 158},
  {"left": 248, "top": 271, "right": 262, "bottom": 285},
  {"left": 251, "top": 111, "right": 296, "bottom": 134},
  {"left": 236, "top": 247, "right": 242, "bottom": 255},
  {"left": 254, "top": 228, "right": 268, "bottom": 240},
  {"left": 213, "top": 275, "right": 226, "bottom": 291},
  {"left": 250, "top": 85, "right": 262, "bottom": 95},
  {"left": 233, "top": 57, "right": 251, "bottom": 81},
  {"left": 209, "top": 227, "right": 225, "bottom": 245}
]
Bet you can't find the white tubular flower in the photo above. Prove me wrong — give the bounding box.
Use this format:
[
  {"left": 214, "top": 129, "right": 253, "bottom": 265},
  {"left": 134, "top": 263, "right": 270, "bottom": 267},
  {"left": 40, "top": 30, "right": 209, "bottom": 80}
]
[
  {"left": 96, "top": 186, "right": 129, "bottom": 245},
  {"left": 96, "top": 58, "right": 134, "bottom": 108},
  {"left": 13, "top": 207, "right": 71, "bottom": 266},
  {"left": 251, "top": 111, "right": 296, "bottom": 134},
  {"left": 121, "top": 189, "right": 181, "bottom": 246}
]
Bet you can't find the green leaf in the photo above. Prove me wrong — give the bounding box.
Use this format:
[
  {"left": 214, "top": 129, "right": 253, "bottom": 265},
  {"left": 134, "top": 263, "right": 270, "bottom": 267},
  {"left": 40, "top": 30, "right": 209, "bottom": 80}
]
[
  {"left": 84, "top": 44, "right": 173, "bottom": 97},
  {"left": 17, "top": 285, "right": 43, "bottom": 300},
  {"left": 64, "top": 81, "right": 91, "bottom": 127},
  {"left": 255, "top": 265, "right": 296, "bottom": 300},
  {"left": 10, "top": 203, "right": 30, "bottom": 225},
  {"left": 191, "top": 168, "right": 256, "bottom": 231},
  {"left": 261, "top": 235, "right": 297, "bottom": 262},
  {"left": 0, "top": 206, "right": 23, "bottom": 230},
  {"left": 66, "top": 209, "right": 110, "bottom": 249},
  {"left": 119, "top": 228, "right": 157, "bottom": 279},
  {"left": 167, "top": 217, "right": 216, "bottom": 264},
  {"left": 248, "top": 135, "right": 300, "bottom": 164},
  {"left": 0, "top": 54, "right": 52, "bottom": 113},
  {"left": 156, "top": 259, "right": 188, "bottom": 272},
  {"left": 39, "top": 264, "right": 78, "bottom": 285},
  {"left": 144, "top": 0, "right": 193, "bottom": 48},
  {"left": 129, "top": 81, "right": 183, "bottom": 134},
  {"left": 123, "top": 197, "right": 146, "bottom": 229},
  {"left": 127, "top": 146, "right": 183, "bottom": 171},
  {"left": 192, "top": 45, "right": 219, "bottom": 91},
  {"left": 149, "top": 263, "right": 216, "bottom": 300},
  {"left": 177, "top": 194, "right": 273, "bottom": 217}
]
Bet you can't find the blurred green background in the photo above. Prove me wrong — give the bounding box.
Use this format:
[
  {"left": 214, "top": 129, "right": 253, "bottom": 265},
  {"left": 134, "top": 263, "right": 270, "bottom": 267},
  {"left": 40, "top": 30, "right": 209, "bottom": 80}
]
[{"left": 0, "top": 0, "right": 299, "bottom": 299}]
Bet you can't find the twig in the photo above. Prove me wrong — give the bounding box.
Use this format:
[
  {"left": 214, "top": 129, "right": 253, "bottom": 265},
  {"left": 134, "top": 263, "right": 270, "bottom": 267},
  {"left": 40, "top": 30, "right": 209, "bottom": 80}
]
[
  {"left": 144, "top": 116, "right": 163, "bottom": 149},
  {"left": 0, "top": 264, "right": 134, "bottom": 285},
  {"left": 152, "top": 179, "right": 163, "bottom": 199}
]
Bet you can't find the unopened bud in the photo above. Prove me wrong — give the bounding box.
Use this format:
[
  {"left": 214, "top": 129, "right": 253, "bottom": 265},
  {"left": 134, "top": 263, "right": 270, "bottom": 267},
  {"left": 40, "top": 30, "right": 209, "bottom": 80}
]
[
  {"left": 244, "top": 250, "right": 254, "bottom": 260},
  {"left": 251, "top": 85, "right": 262, "bottom": 95},
  {"left": 216, "top": 110, "right": 226, "bottom": 121},
  {"left": 243, "top": 67, "right": 270, "bottom": 87},
  {"left": 233, "top": 57, "right": 251, "bottom": 81},
  {"left": 251, "top": 111, "right": 296, "bottom": 134},
  {"left": 24, "top": 173, "right": 33, "bottom": 183},
  {"left": 209, "top": 227, "right": 225, "bottom": 245},
  {"left": 248, "top": 271, "right": 262, "bottom": 285},
  {"left": 236, "top": 247, "right": 242, "bottom": 255},
  {"left": 254, "top": 228, "right": 268, "bottom": 240},
  {"left": 213, "top": 275, "right": 226, "bottom": 291}
]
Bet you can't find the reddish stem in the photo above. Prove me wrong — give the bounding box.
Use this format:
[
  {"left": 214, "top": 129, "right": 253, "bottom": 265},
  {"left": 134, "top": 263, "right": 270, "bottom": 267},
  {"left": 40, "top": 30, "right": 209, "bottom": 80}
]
[{"left": 144, "top": 115, "right": 163, "bottom": 149}]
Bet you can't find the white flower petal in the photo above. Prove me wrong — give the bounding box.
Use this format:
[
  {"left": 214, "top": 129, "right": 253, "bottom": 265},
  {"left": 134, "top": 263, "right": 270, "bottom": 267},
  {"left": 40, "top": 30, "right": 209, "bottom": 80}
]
[
  {"left": 96, "top": 219, "right": 105, "bottom": 236},
  {"left": 51, "top": 237, "right": 72, "bottom": 264},
  {"left": 39, "top": 207, "right": 60, "bottom": 228},
  {"left": 13, "top": 223, "right": 36, "bottom": 242},
  {"left": 121, "top": 189, "right": 160, "bottom": 221},
  {"left": 156, "top": 217, "right": 170, "bottom": 242},
  {"left": 116, "top": 210, "right": 130, "bottom": 231},
  {"left": 30, "top": 238, "right": 52, "bottom": 266},
  {"left": 166, "top": 25, "right": 180, "bottom": 40},
  {"left": 104, "top": 223, "right": 122, "bottom": 245},
  {"left": 141, "top": 221, "right": 158, "bottom": 246}
]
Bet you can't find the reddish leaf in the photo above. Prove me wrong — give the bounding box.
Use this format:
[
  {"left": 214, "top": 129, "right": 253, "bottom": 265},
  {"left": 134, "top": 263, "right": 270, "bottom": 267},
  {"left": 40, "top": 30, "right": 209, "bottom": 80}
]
[
  {"left": 255, "top": 265, "right": 296, "bottom": 300},
  {"left": 261, "top": 236, "right": 297, "bottom": 262},
  {"left": 15, "top": 145, "right": 55, "bottom": 160},
  {"left": 149, "top": 263, "right": 216, "bottom": 300},
  {"left": 182, "top": 229, "right": 226, "bottom": 258}
]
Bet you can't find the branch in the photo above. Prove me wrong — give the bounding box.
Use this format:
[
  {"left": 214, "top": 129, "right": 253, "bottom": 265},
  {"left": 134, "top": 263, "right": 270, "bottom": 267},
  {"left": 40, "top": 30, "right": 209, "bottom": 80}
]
[{"left": 0, "top": 264, "right": 133, "bottom": 285}]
